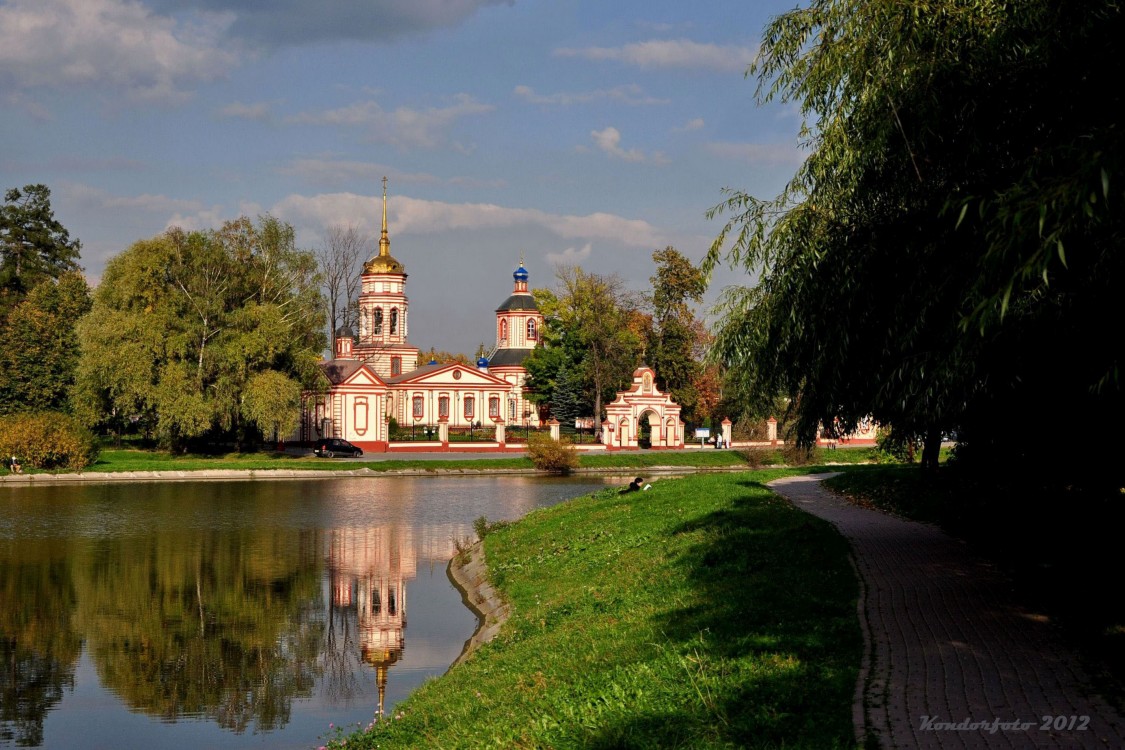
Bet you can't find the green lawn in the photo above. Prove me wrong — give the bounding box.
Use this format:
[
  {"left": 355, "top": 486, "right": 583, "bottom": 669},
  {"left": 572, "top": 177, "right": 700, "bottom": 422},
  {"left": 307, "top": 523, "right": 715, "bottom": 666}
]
[
  {"left": 325, "top": 469, "right": 862, "bottom": 749},
  {"left": 0, "top": 444, "right": 885, "bottom": 477}
]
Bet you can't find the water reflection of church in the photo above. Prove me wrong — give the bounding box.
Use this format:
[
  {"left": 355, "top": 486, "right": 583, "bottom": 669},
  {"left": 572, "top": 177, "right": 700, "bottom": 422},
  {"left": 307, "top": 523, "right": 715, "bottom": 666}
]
[{"left": 326, "top": 524, "right": 463, "bottom": 716}]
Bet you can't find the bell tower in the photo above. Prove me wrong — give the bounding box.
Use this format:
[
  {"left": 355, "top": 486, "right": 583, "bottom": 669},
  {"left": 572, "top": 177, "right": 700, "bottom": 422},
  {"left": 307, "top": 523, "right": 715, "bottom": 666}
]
[{"left": 353, "top": 178, "right": 419, "bottom": 378}]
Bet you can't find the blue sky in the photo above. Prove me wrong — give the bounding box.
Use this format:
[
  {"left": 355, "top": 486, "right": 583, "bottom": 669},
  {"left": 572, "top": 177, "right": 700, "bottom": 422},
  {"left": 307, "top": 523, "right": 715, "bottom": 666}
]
[{"left": 1, "top": 0, "right": 804, "bottom": 353}]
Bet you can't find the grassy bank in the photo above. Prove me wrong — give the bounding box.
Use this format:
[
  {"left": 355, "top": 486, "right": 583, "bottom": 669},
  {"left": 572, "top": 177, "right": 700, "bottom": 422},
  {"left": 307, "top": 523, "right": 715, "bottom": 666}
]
[
  {"left": 326, "top": 469, "right": 861, "bottom": 749},
  {"left": 825, "top": 465, "right": 1125, "bottom": 710}
]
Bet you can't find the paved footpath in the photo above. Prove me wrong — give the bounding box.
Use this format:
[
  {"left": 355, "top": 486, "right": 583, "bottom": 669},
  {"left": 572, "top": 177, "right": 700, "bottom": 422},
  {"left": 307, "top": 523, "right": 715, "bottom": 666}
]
[{"left": 769, "top": 474, "right": 1125, "bottom": 749}]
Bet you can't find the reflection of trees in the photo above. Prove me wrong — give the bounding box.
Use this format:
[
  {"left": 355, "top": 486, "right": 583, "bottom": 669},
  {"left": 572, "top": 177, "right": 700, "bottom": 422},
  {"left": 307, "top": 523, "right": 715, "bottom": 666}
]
[
  {"left": 76, "top": 528, "right": 325, "bottom": 732},
  {"left": 0, "top": 549, "right": 81, "bottom": 747}
]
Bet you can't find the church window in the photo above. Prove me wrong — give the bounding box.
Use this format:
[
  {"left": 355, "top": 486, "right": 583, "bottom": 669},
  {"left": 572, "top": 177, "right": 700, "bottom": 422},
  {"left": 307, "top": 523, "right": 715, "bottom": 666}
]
[
  {"left": 527, "top": 318, "right": 537, "bottom": 340},
  {"left": 412, "top": 395, "right": 424, "bottom": 418},
  {"left": 499, "top": 319, "right": 508, "bottom": 343},
  {"left": 391, "top": 356, "right": 401, "bottom": 376},
  {"left": 439, "top": 395, "right": 450, "bottom": 418},
  {"left": 373, "top": 308, "right": 383, "bottom": 335},
  {"left": 509, "top": 399, "right": 517, "bottom": 421},
  {"left": 464, "top": 396, "right": 474, "bottom": 419},
  {"left": 489, "top": 396, "right": 500, "bottom": 419},
  {"left": 390, "top": 308, "right": 398, "bottom": 335}
]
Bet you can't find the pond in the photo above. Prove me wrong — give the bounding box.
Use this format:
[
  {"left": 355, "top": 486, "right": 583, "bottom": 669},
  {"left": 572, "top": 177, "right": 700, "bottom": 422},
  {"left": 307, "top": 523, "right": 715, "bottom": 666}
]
[{"left": 0, "top": 475, "right": 614, "bottom": 749}]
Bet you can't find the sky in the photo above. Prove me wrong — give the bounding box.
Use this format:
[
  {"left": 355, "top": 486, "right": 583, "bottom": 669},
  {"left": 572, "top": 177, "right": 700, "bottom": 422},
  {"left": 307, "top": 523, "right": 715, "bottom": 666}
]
[{"left": 0, "top": 0, "right": 806, "bottom": 354}]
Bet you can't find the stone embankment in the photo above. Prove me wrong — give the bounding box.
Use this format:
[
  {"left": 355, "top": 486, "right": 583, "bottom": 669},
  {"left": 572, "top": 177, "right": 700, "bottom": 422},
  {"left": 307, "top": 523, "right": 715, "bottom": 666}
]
[{"left": 447, "top": 541, "right": 510, "bottom": 668}]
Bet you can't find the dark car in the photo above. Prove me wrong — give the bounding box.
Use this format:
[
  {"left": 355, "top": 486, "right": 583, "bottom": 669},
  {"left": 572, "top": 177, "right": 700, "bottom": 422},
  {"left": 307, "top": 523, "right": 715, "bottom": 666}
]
[{"left": 314, "top": 438, "right": 363, "bottom": 458}]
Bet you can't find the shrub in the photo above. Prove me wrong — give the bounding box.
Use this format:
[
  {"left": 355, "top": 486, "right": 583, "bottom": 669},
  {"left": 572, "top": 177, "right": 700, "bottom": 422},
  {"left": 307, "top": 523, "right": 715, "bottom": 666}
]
[
  {"left": 526, "top": 432, "right": 578, "bottom": 474},
  {"left": 473, "top": 515, "right": 510, "bottom": 541},
  {"left": 0, "top": 411, "right": 99, "bottom": 471},
  {"left": 875, "top": 425, "right": 918, "bottom": 463}
]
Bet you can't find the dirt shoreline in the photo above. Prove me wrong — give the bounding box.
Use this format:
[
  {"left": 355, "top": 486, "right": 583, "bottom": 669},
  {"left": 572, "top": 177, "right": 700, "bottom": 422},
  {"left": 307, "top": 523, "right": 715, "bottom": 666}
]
[{"left": 446, "top": 541, "right": 509, "bottom": 669}]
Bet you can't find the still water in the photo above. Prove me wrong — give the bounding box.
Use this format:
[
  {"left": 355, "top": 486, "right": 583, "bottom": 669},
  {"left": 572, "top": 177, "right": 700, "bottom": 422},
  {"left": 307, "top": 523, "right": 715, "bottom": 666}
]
[{"left": 0, "top": 475, "right": 614, "bottom": 749}]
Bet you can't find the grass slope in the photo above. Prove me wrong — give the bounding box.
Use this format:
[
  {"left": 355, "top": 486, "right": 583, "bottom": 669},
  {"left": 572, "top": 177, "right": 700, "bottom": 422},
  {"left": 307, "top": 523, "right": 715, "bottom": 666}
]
[{"left": 328, "top": 470, "right": 861, "bottom": 749}]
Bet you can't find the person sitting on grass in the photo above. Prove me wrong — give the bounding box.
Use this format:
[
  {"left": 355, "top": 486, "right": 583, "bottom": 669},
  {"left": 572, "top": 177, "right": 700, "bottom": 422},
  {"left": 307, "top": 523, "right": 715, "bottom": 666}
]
[
  {"left": 8, "top": 455, "right": 22, "bottom": 474},
  {"left": 619, "top": 477, "right": 645, "bottom": 494}
]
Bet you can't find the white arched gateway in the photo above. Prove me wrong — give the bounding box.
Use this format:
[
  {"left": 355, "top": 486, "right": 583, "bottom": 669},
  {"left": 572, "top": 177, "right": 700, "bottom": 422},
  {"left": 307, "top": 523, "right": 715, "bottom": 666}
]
[{"left": 601, "top": 367, "right": 685, "bottom": 450}]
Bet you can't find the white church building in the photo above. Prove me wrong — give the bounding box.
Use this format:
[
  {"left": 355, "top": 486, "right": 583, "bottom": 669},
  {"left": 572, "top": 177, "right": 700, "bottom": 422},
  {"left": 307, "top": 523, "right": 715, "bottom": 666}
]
[{"left": 293, "top": 182, "right": 545, "bottom": 453}]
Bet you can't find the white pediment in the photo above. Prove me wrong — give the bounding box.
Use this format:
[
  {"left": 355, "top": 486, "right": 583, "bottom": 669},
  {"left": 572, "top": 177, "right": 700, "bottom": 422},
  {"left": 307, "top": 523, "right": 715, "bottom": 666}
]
[
  {"left": 396, "top": 363, "right": 510, "bottom": 387},
  {"left": 342, "top": 366, "right": 386, "bottom": 388}
]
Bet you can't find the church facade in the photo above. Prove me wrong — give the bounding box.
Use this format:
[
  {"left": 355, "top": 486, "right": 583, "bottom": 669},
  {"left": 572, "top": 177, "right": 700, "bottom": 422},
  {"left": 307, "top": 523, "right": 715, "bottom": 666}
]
[{"left": 293, "top": 182, "right": 545, "bottom": 453}]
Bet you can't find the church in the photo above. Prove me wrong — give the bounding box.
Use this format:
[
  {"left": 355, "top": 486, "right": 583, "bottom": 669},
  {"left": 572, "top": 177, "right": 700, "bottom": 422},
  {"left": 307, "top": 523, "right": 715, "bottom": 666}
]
[{"left": 293, "top": 181, "right": 545, "bottom": 453}]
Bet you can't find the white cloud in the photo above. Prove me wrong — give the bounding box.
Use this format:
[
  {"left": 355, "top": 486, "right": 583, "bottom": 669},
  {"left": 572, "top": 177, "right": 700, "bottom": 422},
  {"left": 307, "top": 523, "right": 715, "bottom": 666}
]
[
  {"left": 589, "top": 127, "right": 667, "bottom": 164},
  {"left": 216, "top": 100, "right": 275, "bottom": 121},
  {"left": 0, "top": 0, "right": 239, "bottom": 102},
  {"left": 280, "top": 159, "right": 440, "bottom": 186},
  {"left": 2, "top": 91, "right": 52, "bottom": 120},
  {"left": 285, "top": 94, "right": 494, "bottom": 149},
  {"left": 65, "top": 182, "right": 207, "bottom": 215},
  {"left": 554, "top": 39, "right": 756, "bottom": 74},
  {"left": 278, "top": 159, "right": 505, "bottom": 189},
  {"left": 673, "top": 117, "right": 705, "bottom": 133},
  {"left": 546, "top": 242, "right": 593, "bottom": 265},
  {"left": 513, "top": 83, "right": 668, "bottom": 107},
  {"left": 705, "top": 141, "right": 805, "bottom": 166},
  {"left": 271, "top": 192, "right": 666, "bottom": 248}
]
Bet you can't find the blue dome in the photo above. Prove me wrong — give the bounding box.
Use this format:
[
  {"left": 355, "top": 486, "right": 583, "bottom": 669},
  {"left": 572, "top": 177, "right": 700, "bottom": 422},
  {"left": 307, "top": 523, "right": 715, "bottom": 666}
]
[
  {"left": 477, "top": 356, "right": 490, "bottom": 368},
  {"left": 513, "top": 264, "right": 529, "bottom": 282},
  {"left": 428, "top": 358, "right": 438, "bottom": 365}
]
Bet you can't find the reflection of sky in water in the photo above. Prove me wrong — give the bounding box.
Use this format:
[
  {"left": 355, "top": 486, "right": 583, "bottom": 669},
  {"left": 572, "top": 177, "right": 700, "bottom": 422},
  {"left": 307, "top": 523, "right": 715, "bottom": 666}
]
[{"left": 0, "top": 476, "right": 612, "bottom": 749}]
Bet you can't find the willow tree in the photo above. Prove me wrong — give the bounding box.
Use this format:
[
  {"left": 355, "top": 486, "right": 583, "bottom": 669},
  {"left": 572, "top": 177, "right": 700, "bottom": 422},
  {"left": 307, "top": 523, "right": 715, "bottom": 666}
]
[
  {"left": 75, "top": 216, "right": 325, "bottom": 449},
  {"left": 706, "top": 0, "right": 1124, "bottom": 475}
]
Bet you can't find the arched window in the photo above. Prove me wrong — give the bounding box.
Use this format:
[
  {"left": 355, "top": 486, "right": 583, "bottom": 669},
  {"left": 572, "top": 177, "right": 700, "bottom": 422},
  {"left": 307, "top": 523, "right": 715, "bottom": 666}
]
[
  {"left": 527, "top": 318, "right": 537, "bottom": 340},
  {"left": 390, "top": 308, "right": 398, "bottom": 335},
  {"left": 509, "top": 399, "right": 517, "bottom": 421},
  {"left": 464, "top": 396, "right": 474, "bottom": 419},
  {"left": 412, "top": 395, "right": 424, "bottom": 418},
  {"left": 438, "top": 395, "right": 450, "bottom": 418},
  {"left": 391, "top": 356, "right": 401, "bottom": 376},
  {"left": 373, "top": 307, "right": 383, "bottom": 335},
  {"left": 489, "top": 396, "right": 500, "bottom": 419},
  {"left": 499, "top": 319, "right": 508, "bottom": 343}
]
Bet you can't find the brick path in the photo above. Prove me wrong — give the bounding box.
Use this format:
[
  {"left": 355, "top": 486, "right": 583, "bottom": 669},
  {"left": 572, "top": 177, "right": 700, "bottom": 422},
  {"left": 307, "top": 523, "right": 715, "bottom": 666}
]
[{"left": 768, "top": 474, "right": 1125, "bottom": 749}]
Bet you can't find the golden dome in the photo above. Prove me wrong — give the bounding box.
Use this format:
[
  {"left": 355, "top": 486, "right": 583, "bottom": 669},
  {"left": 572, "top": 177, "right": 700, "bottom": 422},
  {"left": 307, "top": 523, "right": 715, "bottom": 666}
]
[{"left": 364, "top": 252, "right": 404, "bottom": 274}]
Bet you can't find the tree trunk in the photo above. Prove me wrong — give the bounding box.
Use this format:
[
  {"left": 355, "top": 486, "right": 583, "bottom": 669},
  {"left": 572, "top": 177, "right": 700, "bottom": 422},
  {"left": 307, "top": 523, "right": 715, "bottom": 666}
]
[{"left": 920, "top": 427, "right": 943, "bottom": 470}]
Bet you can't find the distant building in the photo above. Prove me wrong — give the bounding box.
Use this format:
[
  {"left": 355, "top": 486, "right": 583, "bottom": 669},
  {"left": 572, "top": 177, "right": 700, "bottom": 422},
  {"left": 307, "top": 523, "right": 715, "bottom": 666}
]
[{"left": 294, "top": 181, "right": 545, "bottom": 452}]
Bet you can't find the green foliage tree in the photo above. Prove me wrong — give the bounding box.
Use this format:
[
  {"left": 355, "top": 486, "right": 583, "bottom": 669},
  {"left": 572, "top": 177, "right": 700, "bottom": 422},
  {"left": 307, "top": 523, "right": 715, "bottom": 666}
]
[
  {"left": 647, "top": 247, "right": 706, "bottom": 423},
  {"left": 524, "top": 267, "right": 645, "bottom": 421},
  {"left": 74, "top": 216, "right": 325, "bottom": 449},
  {"left": 0, "top": 271, "right": 91, "bottom": 413},
  {"left": 706, "top": 0, "right": 1124, "bottom": 476},
  {"left": 0, "top": 185, "right": 81, "bottom": 317}
]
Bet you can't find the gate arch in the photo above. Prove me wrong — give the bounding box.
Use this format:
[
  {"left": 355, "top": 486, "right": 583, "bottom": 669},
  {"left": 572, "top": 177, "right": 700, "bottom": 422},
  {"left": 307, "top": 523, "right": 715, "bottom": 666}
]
[{"left": 601, "top": 367, "right": 684, "bottom": 450}]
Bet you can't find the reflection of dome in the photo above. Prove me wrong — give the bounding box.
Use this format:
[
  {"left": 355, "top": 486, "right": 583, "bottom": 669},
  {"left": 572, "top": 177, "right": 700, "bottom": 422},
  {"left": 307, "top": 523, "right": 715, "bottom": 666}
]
[
  {"left": 477, "top": 356, "right": 489, "bottom": 368},
  {"left": 361, "top": 644, "right": 403, "bottom": 668},
  {"left": 513, "top": 264, "right": 529, "bottom": 283}
]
